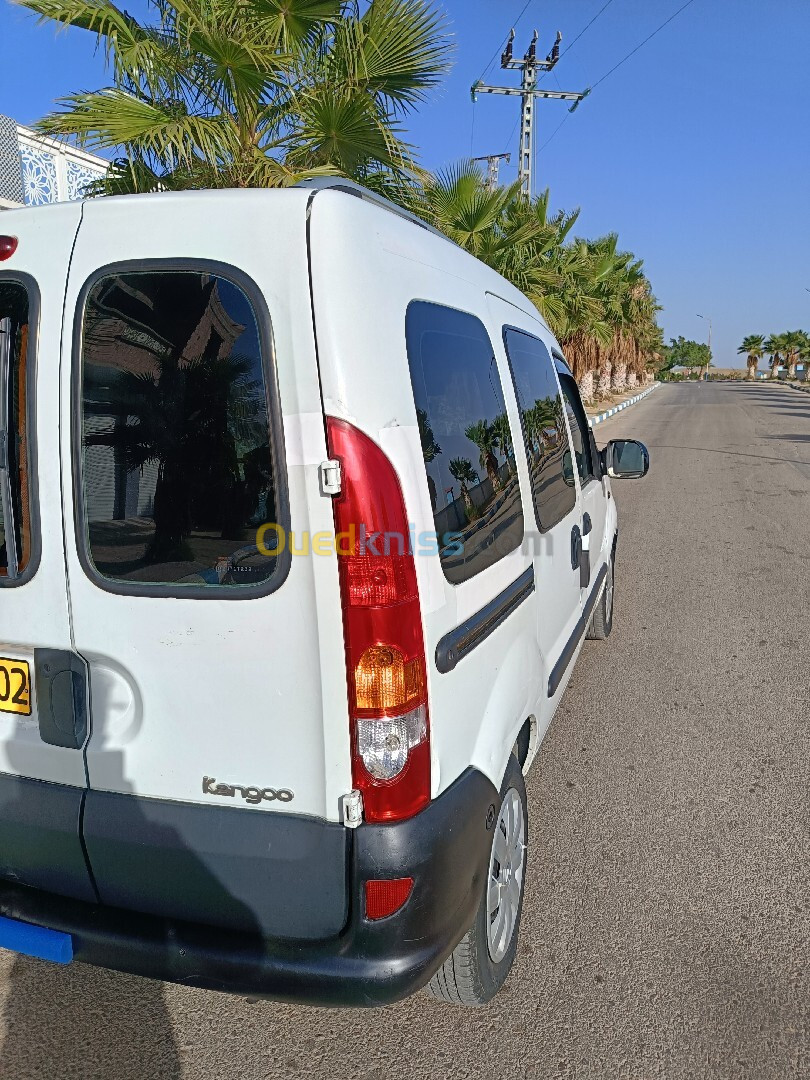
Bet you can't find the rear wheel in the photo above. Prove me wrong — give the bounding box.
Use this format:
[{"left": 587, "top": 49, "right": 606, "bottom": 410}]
[
  {"left": 587, "top": 555, "right": 614, "bottom": 640},
  {"left": 426, "top": 754, "right": 527, "bottom": 1006}
]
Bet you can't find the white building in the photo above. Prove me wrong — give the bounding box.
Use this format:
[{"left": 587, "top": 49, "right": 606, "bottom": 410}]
[{"left": 0, "top": 114, "right": 107, "bottom": 209}]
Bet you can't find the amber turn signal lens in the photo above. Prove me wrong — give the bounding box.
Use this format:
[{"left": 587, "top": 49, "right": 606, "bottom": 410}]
[{"left": 353, "top": 645, "right": 425, "bottom": 713}]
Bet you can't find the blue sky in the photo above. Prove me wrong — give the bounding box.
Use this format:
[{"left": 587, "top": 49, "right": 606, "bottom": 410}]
[{"left": 3, "top": 0, "right": 809, "bottom": 367}]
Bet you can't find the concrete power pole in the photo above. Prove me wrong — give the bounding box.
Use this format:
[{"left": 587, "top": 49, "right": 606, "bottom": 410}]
[
  {"left": 471, "top": 29, "right": 589, "bottom": 200},
  {"left": 472, "top": 153, "right": 511, "bottom": 191}
]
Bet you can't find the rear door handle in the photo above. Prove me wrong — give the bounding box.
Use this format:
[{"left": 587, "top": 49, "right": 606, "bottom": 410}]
[{"left": 34, "top": 650, "right": 89, "bottom": 750}]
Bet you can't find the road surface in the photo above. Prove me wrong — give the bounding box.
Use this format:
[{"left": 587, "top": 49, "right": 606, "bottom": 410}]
[{"left": 1, "top": 382, "right": 808, "bottom": 1079}]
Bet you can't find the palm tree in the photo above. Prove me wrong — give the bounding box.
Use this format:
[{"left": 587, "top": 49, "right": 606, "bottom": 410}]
[
  {"left": 464, "top": 419, "right": 501, "bottom": 492},
  {"left": 416, "top": 407, "right": 441, "bottom": 462},
  {"left": 782, "top": 330, "right": 805, "bottom": 379},
  {"left": 738, "top": 334, "right": 765, "bottom": 380},
  {"left": 523, "top": 396, "right": 560, "bottom": 454},
  {"left": 797, "top": 332, "right": 810, "bottom": 382},
  {"left": 764, "top": 333, "right": 787, "bottom": 379},
  {"left": 406, "top": 164, "right": 663, "bottom": 406},
  {"left": 491, "top": 412, "right": 514, "bottom": 475},
  {"left": 19, "top": 0, "right": 451, "bottom": 192},
  {"left": 448, "top": 457, "right": 477, "bottom": 513}
]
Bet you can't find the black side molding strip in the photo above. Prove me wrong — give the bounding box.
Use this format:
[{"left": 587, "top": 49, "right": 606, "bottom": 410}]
[
  {"left": 547, "top": 562, "right": 608, "bottom": 698},
  {"left": 435, "top": 567, "right": 535, "bottom": 674}
]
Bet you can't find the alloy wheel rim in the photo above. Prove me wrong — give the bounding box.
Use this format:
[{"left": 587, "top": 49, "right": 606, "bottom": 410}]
[{"left": 487, "top": 788, "right": 526, "bottom": 964}]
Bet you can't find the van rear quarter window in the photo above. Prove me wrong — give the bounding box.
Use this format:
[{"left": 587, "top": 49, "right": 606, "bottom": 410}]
[
  {"left": 0, "top": 279, "right": 34, "bottom": 582},
  {"left": 78, "top": 269, "right": 281, "bottom": 591},
  {"left": 405, "top": 301, "right": 524, "bottom": 585}
]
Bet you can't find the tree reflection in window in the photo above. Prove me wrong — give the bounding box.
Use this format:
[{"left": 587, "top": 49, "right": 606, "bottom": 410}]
[
  {"left": 503, "top": 328, "right": 575, "bottom": 532},
  {"left": 406, "top": 301, "right": 524, "bottom": 585}
]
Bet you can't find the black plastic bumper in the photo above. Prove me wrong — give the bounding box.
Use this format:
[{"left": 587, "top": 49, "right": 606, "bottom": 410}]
[{"left": 0, "top": 767, "right": 499, "bottom": 1007}]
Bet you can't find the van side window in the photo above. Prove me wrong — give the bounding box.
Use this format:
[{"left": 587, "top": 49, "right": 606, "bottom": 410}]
[
  {"left": 78, "top": 269, "right": 281, "bottom": 591},
  {"left": 406, "top": 301, "right": 524, "bottom": 586},
  {"left": 0, "top": 280, "right": 34, "bottom": 582},
  {"left": 502, "top": 328, "right": 576, "bottom": 531},
  {"left": 558, "top": 371, "right": 594, "bottom": 484}
]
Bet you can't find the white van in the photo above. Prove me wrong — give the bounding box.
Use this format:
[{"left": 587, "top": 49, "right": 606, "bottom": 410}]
[{"left": 0, "top": 180, "right": 648, "bottom": 1007}]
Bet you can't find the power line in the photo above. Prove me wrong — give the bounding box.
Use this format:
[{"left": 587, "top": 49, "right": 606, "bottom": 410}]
[
  {"left": 537, "top": 114, "right": 571, "bottom": 155},
  {"left": 561, "top": 0, "right": 617, "bottom": 59},
  {"left": 590, "top": 0, "right": 699, "bottom": 90},
  {"left": 536, "top": 0, "right": 700, "bottom": 156}
]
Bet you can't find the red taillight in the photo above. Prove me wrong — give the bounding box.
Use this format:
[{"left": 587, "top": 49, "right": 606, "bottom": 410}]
[
  {"left": 364, "top": 877, "right": 414, "bottom": 920},
  {"left": 326, "top": 416, "right": 430, "bottom": 823},
  {"left": 0, "top": 236, "right": 18, "bottom": 262}
]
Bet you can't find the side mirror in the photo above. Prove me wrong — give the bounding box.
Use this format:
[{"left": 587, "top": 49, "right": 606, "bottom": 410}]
[{"left": 601, "top": 439, "right": 649, "bottom": 479}]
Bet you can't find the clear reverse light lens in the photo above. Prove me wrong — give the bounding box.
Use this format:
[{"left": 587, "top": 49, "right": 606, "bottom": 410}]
[{"left": 356, "top": 705, "right": 427, "bottom": 781}]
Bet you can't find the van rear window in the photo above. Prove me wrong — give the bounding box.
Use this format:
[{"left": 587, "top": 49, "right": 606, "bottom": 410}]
[
  {"left": 78, "top": 269, "right": 282, "bottom": 592},
  {"left": 0, "top": 280, "right": 34, "bottom": 582}
]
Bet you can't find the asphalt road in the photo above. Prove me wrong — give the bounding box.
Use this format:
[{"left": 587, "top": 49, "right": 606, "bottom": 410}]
[{"left": 1, "top": 382, "right": 808, "bottom": 1080}]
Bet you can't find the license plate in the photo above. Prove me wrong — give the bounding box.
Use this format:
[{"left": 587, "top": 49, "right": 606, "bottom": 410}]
[{"left": 0, "top": 657, "right": 31, "bottom": 716}]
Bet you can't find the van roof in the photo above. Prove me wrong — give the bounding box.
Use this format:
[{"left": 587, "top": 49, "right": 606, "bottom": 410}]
[{"left": 2, "top": 182, "right": 547, "bottom": 330}]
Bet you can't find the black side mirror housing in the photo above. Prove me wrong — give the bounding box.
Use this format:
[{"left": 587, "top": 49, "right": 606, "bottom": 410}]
[{"left": 600, "top": 439, "right": 650, "bottom": 479}]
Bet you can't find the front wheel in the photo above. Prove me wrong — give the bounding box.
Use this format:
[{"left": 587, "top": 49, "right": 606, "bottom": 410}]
[
  {"left": 587, "top": 556, "right": 614, "bottom": 640},
  {"left": 425, "top": 755, "right": 527, "bottom": 1006}
]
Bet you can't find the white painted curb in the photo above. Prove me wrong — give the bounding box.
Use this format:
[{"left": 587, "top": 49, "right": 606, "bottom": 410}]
[{"left": 588, "top": 382, "right": 660, "bottom": 428}]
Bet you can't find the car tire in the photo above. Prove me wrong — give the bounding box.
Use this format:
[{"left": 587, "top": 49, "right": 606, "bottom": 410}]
[
  {"left": 587, "top": 555, "right": 614, "bottom": 640},
  {"left": 425, "top": 754, "right": 527, "bottom": 1006}
]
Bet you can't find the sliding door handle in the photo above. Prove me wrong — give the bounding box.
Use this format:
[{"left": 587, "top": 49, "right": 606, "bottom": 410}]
[{"left": 570, "top": 524, "right": 582, "bottom": 571}]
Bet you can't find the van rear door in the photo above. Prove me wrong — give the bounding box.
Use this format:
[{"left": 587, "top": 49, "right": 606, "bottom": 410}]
[
  {"left": 60, "top": 191, "right": 351, "bottom": 937},
  {"left": 0, "top": 204, "right": 97, "bottom": 902}
]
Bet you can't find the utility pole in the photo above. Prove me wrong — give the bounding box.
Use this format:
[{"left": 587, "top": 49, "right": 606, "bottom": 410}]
[
  {"left": 472, "top": 152, "right": 511, "bottom": 191},
  {"left": 471, "top": 29, "right": 589, "bottom": 200}
]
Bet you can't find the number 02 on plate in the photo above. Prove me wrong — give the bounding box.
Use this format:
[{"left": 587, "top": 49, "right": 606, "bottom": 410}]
[{"left": 0, "top": 658, "right": 32, "bottom": 716}]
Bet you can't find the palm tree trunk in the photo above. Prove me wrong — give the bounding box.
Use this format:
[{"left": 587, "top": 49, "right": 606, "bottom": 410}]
[
  {"left": 597, "top": 361, "right": 612, "bottom": 398},
  {"left": 611, "top": 363, "right": 627, "bottom": 394},
  {"left": 627, "top": 372, "right": 637, "bottom": 390},
  {"left": 578, "top": 370, "right": 595, "bottom": 405},
  {"left": 747, "top": 359, "right": 756, "bottom": 380},
  {"left": 486, "top": 454, "right": 501, "bottom": 492}
]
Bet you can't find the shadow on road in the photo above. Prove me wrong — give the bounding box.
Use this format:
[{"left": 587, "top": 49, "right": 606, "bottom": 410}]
[
  {"left": 645, "top": 443, "right": 810, "bottom": 466},
  {"left": 0, "top": 957, "right": 182, "bottom": 1079},
  {"left": 0, "top": 733, "right": 265, "bottom": 1079}
]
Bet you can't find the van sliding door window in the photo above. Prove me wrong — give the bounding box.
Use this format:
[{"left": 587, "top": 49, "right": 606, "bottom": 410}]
[
  {"left": 77, "top": 268, "right": 286, "bottom": 595},
  {"left": 406, "top": 301, "right": 524, "bottom": 586},
  {"left": 558, "top": 371, "right": 595, "bottom": 485},
  {"left": 502, "top": 328, "right": 576, "bottom": 531},
  {"left": 0, "top": 280, "right": 35, "bottom": 584}
]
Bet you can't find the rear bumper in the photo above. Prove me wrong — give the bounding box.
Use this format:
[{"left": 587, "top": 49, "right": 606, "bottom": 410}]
[{"left": 0, "top": 767, "right": 499, "bottom": 1007}]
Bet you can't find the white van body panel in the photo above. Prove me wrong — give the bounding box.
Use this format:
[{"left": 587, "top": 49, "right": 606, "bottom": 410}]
[
  {"left": 60, "top": 190, "right": 351, "bottom": 819},
  {"left": 0, "top": 202, "right": 83, "bottom": 788},
  {"left": 1, "top": 186, "right": 617, "bottom": 817},
  {"left": 308, "top": 192, "right": 591, "bottom": 796}
]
